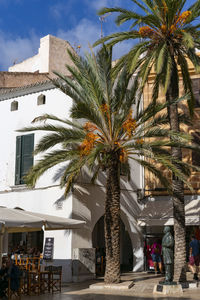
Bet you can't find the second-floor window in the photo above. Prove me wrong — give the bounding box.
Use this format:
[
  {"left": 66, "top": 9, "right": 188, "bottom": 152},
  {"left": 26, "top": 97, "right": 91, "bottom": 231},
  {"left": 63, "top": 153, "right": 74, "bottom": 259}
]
[
  {"left": 15, "top": 134, "right": 34, "bottom": 185},
  {"left": 37, "top": 94, "right": 46, "bottom": 105}
]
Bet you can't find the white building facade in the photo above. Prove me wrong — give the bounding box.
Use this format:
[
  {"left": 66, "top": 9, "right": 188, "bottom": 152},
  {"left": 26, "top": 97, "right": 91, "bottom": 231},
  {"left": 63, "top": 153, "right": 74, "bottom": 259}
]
[{"left": 0, "top": 35, "right": 145, "bottom": 282}]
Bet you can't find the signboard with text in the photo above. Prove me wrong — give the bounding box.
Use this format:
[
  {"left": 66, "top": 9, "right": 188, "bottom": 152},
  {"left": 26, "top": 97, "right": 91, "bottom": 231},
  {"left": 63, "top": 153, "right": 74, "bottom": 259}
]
[{"left": 43, "top": 237, "right": 54, "bottom": 260}]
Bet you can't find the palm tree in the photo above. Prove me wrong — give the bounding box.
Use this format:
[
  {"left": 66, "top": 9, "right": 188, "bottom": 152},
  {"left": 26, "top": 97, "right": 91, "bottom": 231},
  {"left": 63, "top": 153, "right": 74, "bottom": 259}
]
[
  {"left": 19, "top": 46, "right": 196, "bottom": 283},
  {"left": 94, "top": 0, "right": 200, "bottom": 282}
]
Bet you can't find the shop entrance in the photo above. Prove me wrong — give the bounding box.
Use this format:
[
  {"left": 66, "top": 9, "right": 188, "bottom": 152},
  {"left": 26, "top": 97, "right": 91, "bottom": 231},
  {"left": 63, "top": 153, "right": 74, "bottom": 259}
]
[
  {"left": 143, "top": 225, "right": 200, "bottom": 272},
  {"left": 143, "top": 226, "right": 164, "bottom": 272},
  {"left": 92, "top": 215, "right": 133, "bottom": 275}
]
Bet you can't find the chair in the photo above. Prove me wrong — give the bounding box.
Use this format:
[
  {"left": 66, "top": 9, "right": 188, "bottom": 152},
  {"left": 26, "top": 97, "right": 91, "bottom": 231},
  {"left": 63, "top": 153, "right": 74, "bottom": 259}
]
[
  {"left": 28, "top": 270, "right": 40, "bottom": 295},
  {"left": 14, "top": 254, "right": 19, "bottom": 266},
  {"left": 45, "top": 265, "right": 62, "bottom": 293},
  {"left": 25, "top": 257, "right": 41, "bottom": 295},
  {"left": 27, "top": 257, "right": 40, "bottom": 272},
  {"left": 51, "top": 266, "right": 62, "bottom": 293},
  {"left": 19, "top": 257, "right": 29, "bottom": 270},
  {"left": 39, "top": 269, "right": 51, "bottom": 294}
]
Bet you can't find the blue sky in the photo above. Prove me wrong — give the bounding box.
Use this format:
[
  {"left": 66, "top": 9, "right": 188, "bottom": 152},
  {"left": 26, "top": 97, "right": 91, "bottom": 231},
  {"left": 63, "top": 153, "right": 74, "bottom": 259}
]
[
  {"left": 0, "top": 0, "right": 134, "bottom": 71},
  {"left": 0, "top": 0, "right": 197, "bottom": 71}
]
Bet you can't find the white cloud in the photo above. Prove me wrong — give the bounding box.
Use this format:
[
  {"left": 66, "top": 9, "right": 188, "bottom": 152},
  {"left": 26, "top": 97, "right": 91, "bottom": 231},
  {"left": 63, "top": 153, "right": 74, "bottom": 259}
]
[
  {"left": 49, "top": 3, "right": 65, "bottom": 19},
  {"left": 49, "top": 0, "right": 74, "bottom": 20},
  {"left": 86, "top": 0, "right": 124, "bottom": 12},
  {"left": 57, "top": 17, "right": 132, "bottom": 60},
  {"left": 57, "top": 18, "right": 101, "bottom": 52},
  {"left": 0, "top": 16, "right": 132, "bottom": 71},
  {"left": 0, "top": 1, "right": 133, "bottom": 71},
  {"left": 0, "top": 31, "right": 39, "bottom": 71}
]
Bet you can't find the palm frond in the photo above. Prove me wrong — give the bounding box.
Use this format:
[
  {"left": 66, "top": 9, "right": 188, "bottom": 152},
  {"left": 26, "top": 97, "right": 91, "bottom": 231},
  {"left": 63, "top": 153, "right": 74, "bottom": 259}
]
[
  {"left": 24, "top": 150, "right": 77, "bottom": 187},
  {"left": 34, "top": 130, "right": 85, "bottom": 154},
  {"left": 93, "top": 31, "right": 140, "bottom": 48}
]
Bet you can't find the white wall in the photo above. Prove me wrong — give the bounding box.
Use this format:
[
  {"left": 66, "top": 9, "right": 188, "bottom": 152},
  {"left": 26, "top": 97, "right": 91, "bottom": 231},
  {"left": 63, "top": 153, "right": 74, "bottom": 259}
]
[
  {"left": 0, "top": 83, "right": 144, "bottom": 281},
  {"left": 71, "top": 167, "right": 144, "bottom": 271},
  {"left": 0, "top": 86, "right": 76, "bottom": 281},
  {"left": 0, "top": 87, "right": 72, "bottom": 189}
]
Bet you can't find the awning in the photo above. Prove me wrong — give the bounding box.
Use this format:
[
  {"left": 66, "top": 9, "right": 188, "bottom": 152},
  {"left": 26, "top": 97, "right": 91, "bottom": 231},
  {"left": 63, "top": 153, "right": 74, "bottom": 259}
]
[
  {"left": 0, "top": 206, "right": 86, "bottom": 266},
  {"left": 138, "top": 198, "right": 200, "bottom": 226},
  {"left": 0, "top": 206, "right": 86, "bottom": 231}
]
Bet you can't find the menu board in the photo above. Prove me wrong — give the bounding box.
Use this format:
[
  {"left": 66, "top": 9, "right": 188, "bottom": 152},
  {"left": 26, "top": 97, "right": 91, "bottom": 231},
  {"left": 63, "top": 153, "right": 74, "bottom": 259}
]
[{"left": 43, "top": 237, "right": 54, "bottom": 260}]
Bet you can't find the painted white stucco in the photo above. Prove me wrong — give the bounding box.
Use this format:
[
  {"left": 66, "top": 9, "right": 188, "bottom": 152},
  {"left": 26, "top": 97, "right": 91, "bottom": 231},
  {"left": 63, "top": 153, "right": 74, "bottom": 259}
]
[
  {"left": 0, "top": 81, "right": 145, "bottom": 280},
  {"left": 0, "top": 85, "right": 76, "bottom": 281},
  {"left": 0, "top": 34, "right": 145, "bottom": 282}
]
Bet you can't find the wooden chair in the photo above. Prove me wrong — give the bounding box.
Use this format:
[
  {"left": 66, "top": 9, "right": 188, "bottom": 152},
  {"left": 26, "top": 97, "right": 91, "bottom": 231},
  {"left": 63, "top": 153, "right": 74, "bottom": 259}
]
[
  {"left": 45, "top": 265, "right": 62, "bottom": 293},
  {"left": 23, "top": 257, "right": 41, "bottom": 295},
  {"left": 14, "top": 254, "right": 19, "bottom": 266},
  {"left": 39, "top": 270, "right": 51, "bottom": 294},
  {"left": 28, "top": 270, "right": 40, "bottom": 295},
  {"left": 19, "top": 257, "right": 29, "bottom": 270},
  {"left": 50, "top": 266, "right": 62, "bottom": 293},
  {"left": 27, "top": 257, "right": 40, "bottom": 272}
]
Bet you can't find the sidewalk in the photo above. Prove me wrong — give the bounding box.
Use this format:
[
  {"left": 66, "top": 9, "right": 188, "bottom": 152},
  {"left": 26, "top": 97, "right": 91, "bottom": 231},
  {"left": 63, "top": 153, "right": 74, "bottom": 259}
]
[{"left": 22, "top": 272, "right": 200, "bottom": 300}]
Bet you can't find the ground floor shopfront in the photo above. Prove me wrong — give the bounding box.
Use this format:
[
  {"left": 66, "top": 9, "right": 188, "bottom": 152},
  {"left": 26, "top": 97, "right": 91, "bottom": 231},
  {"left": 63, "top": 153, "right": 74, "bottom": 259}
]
[
  {"left": 1, "top": 185, "right": 199, "bottom": 282},
  {"left": 0, "top": 181, "right": 144, "bottom": 282},
  {"left": 139, "top": 195, "right": 200, "bottom": 272},
  {"left": 142, "top": 225, "right": 200, "bottom": 272}
]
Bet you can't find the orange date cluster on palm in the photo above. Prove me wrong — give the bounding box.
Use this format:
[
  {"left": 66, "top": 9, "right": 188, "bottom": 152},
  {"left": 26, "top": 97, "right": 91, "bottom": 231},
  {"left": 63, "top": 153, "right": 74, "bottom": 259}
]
[
  {"left": 79, "top": 122, "right": 100, "bottom": 156},
  {"left": 139, "top": 10, "right": 191, "bottom": 39},
  {"left": 79, "top": 131, "right": 99, "bottom": 156},
  {"left": 122, "top": 110, "right": 137, "bottom": 138}
]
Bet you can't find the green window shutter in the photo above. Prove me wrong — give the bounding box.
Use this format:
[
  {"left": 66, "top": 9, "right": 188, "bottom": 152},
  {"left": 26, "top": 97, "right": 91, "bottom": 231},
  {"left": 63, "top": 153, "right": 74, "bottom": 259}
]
[
  {"left": 20, "top": 134, "right": 34, "bottom": 184},
  {"left": 15, "top": 136, "right": 22, "bottom": 185}
]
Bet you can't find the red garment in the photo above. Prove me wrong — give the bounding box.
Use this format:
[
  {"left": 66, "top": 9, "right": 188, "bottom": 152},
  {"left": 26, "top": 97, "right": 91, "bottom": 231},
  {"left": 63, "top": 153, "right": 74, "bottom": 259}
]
[{"left": 151, "top": 242, "right": 161, "bottom": 255}]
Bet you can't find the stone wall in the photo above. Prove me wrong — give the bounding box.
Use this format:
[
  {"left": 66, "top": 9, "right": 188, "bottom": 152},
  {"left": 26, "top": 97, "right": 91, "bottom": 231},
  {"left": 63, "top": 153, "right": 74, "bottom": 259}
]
[
  {"left": 0, "top": 72, "right": 48, "bottom": 89},
  {"left": 72, "top": 248, "right": 96, "bottom": 282},
  {"left": 143, "top": 60, "right": 200, "bottom": 195}
]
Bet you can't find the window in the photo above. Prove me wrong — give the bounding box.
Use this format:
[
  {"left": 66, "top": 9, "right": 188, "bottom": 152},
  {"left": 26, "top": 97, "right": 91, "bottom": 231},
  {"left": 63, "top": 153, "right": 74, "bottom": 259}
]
[
  {"left": 37, "top": 94, "right": 46, "bottom": 105},
  {"left": 192, "top": 132, "right": 200, "bottom": 166},
  {"left": 11, "top": 101, "right": 18, "bottom": 111},
  {"left": 15, "top": 134, "right": 34, "bottom": 185}
]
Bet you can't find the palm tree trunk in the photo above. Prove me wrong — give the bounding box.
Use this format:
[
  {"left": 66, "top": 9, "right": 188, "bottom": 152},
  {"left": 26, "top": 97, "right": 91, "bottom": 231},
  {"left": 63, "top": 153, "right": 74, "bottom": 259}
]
[
  {"left": 167, "top": 55, "right": 186, "bottom": 282},
  {"left": 104, "top": 152, "right": 121, "bottom": 283}
]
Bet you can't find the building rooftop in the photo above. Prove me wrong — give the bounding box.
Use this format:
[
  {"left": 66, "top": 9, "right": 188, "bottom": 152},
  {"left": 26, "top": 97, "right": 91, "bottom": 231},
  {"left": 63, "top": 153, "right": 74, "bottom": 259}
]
[
  {"left": 0, "top": 79, "right": 55, "bottom": 101},
  {"left": 0, "top": 71, "right": 49, "bottom": 89},
  {"left": 0, "top": 34, "right": 76, "bottom": 91}
]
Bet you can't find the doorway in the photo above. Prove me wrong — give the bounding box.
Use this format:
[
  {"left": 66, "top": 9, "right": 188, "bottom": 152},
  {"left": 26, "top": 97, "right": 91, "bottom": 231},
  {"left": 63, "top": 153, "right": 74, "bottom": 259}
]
[{"left": 92, "top": 215, "right": 133, "bottom": 273}]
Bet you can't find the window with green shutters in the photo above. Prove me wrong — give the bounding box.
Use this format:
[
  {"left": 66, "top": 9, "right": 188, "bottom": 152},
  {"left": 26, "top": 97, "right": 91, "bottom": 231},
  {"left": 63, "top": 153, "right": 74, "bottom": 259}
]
[{"left": 15, "top": 134, "right": 34, "bottom": 185}]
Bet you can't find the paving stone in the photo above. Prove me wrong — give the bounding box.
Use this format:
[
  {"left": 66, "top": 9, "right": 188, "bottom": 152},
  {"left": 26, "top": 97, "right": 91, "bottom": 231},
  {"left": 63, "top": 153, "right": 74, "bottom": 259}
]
[
  {"left": 89, "top": 280, "right": 134, "bottom": 290},
  {"left": 153, "top": 283, "right": 183, "bottom": 295},
  {"left": 21, "top": 272, "right": 200, "bottom": 299}
]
